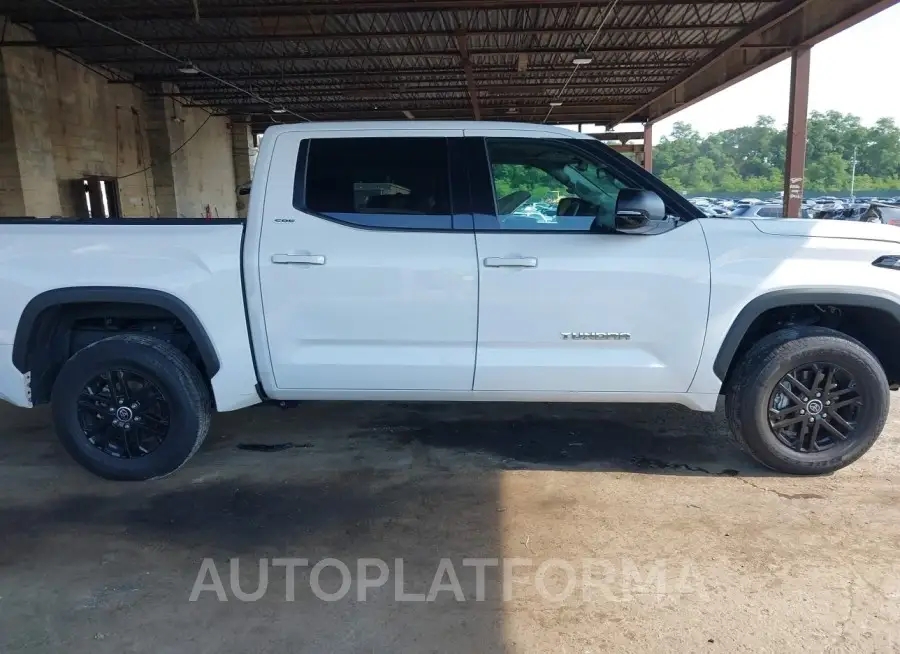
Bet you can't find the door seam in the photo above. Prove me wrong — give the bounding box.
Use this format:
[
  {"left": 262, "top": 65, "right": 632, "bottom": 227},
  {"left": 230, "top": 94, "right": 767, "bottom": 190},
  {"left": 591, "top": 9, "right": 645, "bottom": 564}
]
[{"left": 472, "top": 232, "right": 482, "bottom": 392}]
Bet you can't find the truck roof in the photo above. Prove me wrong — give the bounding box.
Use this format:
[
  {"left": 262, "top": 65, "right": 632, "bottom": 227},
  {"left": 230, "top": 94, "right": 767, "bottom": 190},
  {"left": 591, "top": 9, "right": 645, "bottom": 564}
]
[{"left": 261, "top": 121, "right": 593, "bottom": 139}]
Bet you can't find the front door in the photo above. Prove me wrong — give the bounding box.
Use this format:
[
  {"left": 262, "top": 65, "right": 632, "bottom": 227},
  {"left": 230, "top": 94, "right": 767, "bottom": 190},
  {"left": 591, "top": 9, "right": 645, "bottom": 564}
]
[
  {"left": 257, "top": 130, "right": 479, "bottom": 391},
  {"left": 467, "top": 133, "right": 711, "bottom": 393}
]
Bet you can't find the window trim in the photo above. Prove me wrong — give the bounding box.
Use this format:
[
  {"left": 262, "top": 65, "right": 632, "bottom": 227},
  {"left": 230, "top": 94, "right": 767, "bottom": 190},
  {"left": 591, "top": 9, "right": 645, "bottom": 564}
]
[
  {"left": 469, "top": 136, "right": 701, "bottom": 232},
  {"left": 292, "top": 136, "right": 462, "bottom": 232}
]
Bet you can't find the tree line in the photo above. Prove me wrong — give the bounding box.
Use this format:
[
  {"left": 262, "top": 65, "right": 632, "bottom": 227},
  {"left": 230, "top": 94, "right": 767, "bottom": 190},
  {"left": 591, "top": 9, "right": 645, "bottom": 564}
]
[{"left": 653, "top": 111, "right": 900, "bottom": 195}]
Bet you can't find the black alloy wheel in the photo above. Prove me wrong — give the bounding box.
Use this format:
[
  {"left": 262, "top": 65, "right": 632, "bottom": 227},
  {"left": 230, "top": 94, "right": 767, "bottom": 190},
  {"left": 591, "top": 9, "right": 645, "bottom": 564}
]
[
  {"left": 52, "top": 334, "right": 211, "bottom": 480},
  {"left": 767, "top": 363, "right": 864, "bottom": 454},
  {"left": 76, "top": 369, "right": 171, "bottom": 459},
  {"left": 725, "top": 326, "right": 889, "bottom": 475}
]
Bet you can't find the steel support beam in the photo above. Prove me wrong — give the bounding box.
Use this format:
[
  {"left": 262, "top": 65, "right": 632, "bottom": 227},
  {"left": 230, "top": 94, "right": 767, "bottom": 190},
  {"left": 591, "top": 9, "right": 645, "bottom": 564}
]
[
  {"left": 17, "top": 1, "right": 782, "bottom": 23},
  {"left": 783, "top": 47, "right": 810, "bottom": 220},
  {"left": 158, "top": 83, "right": 659, "bottom": 97},
  {"left": 0, "top": 23, "right": 750, "bottom": 49},
  {"left": 643, "top": 123, "right": 653, "bottom": 172},
  {"left": 590, "top": 131, "right": 645, "bottom": 142},
  {"left": 89, "top": 46, "right": 710, "bottom": 66},
  {"left": 189, "top": 102, "right": 635, "bottom": 115},
  {"left": 111, "top": 65, "right": 688, "bottom": 85},
  {"left": 455, "top": 31, "right": 481, "bottom": 120}
]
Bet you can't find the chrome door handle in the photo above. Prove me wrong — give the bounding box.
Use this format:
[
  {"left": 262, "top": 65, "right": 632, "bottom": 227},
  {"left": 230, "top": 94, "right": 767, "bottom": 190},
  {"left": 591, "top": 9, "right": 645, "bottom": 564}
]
[
  {"left": 483, "top": 257, "right": 538, "bottom": 268},
  {"left": 271, "top": 254, "right": 326, "bottom": 265}
]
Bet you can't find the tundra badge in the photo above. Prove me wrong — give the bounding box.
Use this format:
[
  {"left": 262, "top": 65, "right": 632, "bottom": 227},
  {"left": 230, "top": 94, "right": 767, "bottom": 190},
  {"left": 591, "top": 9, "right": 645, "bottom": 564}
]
[{"left": 561, "top": 332, "right": 632, "bottom": 341}]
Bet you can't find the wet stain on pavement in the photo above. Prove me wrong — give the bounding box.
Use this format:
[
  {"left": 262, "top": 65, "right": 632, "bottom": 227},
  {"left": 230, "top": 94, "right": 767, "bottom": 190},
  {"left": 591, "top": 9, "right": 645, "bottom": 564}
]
[{"left": 357, "top": 408, "right": 749, "bottom": 474}]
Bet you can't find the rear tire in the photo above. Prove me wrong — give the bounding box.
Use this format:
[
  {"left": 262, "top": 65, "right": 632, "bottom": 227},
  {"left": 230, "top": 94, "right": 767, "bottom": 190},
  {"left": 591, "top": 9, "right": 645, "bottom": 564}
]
[
  {"left": 51, "top": 334, "right": 211, "bottom": 481},
  {"left": 725, "top": 326, "right": 889, "bottom": 475}
]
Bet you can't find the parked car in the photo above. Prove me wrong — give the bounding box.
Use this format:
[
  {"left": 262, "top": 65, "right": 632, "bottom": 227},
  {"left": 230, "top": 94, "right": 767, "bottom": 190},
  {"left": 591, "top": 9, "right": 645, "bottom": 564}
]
[
  {"left": 2, "top": 121, "right": 900, "bottom": 481},
  {"left": 692, "top": 202, "right": 730, "bottom": 217},
  {"left": 811, "top": 197, "right": 845, "bottom": 212},
  {"left": 731, "top": 204, "right": 782, "bottom": 219},
  {"left": 859, "top": 202, "right": 900, "bottom": 225},
  {"left": 730, "top": 203, "right": 811, "bottom": 219},
  {"left": 814, "top": 202, "right": 900, "bottom": 225}
]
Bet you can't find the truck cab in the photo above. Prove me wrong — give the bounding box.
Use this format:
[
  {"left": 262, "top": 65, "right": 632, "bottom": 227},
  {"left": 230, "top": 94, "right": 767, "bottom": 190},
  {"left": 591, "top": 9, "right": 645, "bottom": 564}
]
[{"left": 244, "top": 122, "right": 710, "bottom": 404}]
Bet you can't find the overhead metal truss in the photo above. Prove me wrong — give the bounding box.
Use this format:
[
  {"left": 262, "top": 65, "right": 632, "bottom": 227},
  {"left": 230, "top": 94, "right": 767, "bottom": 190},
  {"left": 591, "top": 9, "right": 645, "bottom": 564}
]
[{"left": 1, "top": 0, "right": 895, "bottom": 129}]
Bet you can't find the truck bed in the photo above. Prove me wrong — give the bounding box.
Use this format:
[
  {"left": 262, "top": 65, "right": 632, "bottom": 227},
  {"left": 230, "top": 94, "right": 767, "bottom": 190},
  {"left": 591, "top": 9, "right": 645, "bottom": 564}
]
[{"left": 0, "top": 220, "right": 259, "bottom": 411}]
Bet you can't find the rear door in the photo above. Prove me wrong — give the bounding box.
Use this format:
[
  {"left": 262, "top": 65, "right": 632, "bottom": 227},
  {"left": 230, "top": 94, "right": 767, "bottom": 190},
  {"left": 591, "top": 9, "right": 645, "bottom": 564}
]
[
  {"left": 463, "top": 129, "right": 711, "bottom": 393},
  {"left": 256, "top": 129, "right": 479, "bottom": 392}
]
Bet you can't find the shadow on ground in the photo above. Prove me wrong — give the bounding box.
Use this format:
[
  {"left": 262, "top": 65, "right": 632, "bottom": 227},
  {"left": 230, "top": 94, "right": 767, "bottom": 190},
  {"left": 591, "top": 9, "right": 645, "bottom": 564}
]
[{"left": 0, "top": 399, "right": 766, "bottom": 653}]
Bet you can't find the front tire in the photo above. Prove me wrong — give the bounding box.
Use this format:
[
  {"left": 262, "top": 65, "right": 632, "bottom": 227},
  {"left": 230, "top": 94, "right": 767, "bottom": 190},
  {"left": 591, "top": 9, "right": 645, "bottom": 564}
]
[
  {"left": 51, "top": 334, "right": 211, "bottom": 481},
  {"left": 725, "top": 326, "right": 889, "bottom": 475}
]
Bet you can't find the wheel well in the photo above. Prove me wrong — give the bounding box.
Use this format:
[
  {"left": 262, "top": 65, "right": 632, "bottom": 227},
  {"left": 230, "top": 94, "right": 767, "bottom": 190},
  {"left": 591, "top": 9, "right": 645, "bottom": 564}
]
[
  {"left": 18, "top": 301, "right": 214, "bottom": 405},
  {"left": 721, "top": 304, "right": 900, "bottom": 390}
]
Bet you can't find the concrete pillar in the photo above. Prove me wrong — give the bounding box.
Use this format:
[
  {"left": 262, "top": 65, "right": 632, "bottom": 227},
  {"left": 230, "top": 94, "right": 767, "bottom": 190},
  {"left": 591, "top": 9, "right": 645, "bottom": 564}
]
[
  {"left": 0, "top": 63, "right": 26, "bottom": 216},
  {"left": 783, "top": 47, "right": 811, "bottom": 219},
  {"left": 0, "top": 38, "right": 62, "bottom": 217},
  {"left": 231, "top": 120, "right": 255, "bottom": 218},
  {"left": 142, "top": 87, "right": 178, "bottom": 217},
  {"left": 643, "top": 123, "right": 653, "bottom": 173}
]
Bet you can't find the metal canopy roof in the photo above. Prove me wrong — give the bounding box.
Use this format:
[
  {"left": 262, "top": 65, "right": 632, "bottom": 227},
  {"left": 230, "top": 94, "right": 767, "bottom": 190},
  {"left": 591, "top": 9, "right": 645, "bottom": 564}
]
[{"left": 2, "top": 0, "right": 896, "bottom": 130}]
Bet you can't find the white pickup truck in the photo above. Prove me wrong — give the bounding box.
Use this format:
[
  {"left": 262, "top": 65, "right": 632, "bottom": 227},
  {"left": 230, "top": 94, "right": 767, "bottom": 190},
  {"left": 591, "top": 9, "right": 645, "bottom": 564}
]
[{"left": 2, "top": 121, "right": 900, "bottom": 480}]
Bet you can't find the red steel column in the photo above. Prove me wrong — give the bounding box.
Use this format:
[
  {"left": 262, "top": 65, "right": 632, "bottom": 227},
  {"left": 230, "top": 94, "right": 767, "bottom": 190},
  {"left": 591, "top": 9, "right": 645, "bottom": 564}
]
[
  {"left": 783, "top": 47, "right": 811, "bottom": 218},
  {"left": 643, "top": 123, "right": 653, "bottom": 173}
]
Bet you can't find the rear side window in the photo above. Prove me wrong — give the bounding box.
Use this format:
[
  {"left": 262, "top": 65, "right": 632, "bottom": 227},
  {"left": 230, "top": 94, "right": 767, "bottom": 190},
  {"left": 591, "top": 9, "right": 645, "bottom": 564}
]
[
  {"left": 302, "top": 137, "right": 452, "bottom": 229},
  {"left": 757, "top": 207, "right": 782, "bottom": 218}
]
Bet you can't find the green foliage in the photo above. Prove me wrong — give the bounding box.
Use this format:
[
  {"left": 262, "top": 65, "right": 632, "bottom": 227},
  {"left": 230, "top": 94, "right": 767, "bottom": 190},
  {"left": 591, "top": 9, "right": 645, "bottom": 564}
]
[
  {"left": 492, "top": 164, "right": 567, "bottom": 204},
  {"left": 653, "top": 112, "right": 900, "bottom": 195}
]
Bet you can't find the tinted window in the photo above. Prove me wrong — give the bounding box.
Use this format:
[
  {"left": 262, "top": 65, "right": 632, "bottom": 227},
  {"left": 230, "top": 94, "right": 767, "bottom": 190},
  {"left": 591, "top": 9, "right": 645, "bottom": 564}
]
[
  {"left": 757, "top": 207, "right": 782, "bottom": 218},
  {"left": 303, "top": 137, "right": 452, "bottom": 229},
  {"left": 484, "top": 138, "right": 627, "bottom": 232}
]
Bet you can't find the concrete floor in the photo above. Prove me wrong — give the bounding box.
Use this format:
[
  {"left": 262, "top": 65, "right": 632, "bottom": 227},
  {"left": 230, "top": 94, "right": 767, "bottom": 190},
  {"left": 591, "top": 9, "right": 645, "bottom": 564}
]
[{"left": 2, "top": 398, "right": 900, "bottom": 653}]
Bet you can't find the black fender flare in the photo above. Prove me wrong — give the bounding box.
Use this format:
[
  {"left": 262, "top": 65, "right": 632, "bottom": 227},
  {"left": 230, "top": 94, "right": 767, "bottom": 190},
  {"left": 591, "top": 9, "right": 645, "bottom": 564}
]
[
  {"left": 12, "top": 286, "right": 220, "bottom": 377},
  {"left": 713, "top": 288, "right": 900, "bottom": 381}
]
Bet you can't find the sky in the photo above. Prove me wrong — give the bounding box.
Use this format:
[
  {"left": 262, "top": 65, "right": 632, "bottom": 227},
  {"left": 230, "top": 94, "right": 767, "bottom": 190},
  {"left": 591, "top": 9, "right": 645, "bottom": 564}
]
[{"left": 568, "top": 3, "right": 900, "bottom": 143}]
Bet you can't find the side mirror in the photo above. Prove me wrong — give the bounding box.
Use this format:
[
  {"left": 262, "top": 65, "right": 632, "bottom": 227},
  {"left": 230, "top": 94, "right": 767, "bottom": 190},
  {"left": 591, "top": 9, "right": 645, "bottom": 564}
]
[{"left": 615, "top": 189, "right": 666, "bottom": 233}]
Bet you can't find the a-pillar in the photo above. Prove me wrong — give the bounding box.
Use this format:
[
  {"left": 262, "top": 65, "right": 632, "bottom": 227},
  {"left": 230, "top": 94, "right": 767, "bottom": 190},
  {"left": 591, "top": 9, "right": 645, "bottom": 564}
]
[
  {"left": 783, "top": 47, "right": 811, "bottom": 219},
  {"left": 643, "top": 123, "right": 653, "bottom": 173},
  {"left": 231, "top": 120, "right": 255, "bottom": 218}
]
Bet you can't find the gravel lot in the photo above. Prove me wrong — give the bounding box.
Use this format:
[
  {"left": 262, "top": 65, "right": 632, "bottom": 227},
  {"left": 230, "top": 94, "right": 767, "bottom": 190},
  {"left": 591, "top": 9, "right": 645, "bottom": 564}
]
[{"left": 2, "top": 397, "right": 900, "bottom": 653}]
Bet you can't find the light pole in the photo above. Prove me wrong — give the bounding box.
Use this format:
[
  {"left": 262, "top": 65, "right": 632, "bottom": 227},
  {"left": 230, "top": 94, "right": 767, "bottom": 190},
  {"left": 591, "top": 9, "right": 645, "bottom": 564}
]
[{"left": 850, "top": 145, "right": 859, "bottom": 202}]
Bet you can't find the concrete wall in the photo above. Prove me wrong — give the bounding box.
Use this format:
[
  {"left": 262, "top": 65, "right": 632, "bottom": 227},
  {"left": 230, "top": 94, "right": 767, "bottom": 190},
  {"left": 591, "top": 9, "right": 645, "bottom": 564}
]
[
  {"left": 0, "top": 21, "right": 238, "bottom": 219},
  {"left": 169, "top": 100, "right": 237, "bottom": 219}
]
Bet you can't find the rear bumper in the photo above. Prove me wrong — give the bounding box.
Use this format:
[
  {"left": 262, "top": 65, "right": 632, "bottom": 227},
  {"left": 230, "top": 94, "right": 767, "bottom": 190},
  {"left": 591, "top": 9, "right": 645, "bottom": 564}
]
[{"left": 0, "top": 344, "right": 31, "bottom": 407}]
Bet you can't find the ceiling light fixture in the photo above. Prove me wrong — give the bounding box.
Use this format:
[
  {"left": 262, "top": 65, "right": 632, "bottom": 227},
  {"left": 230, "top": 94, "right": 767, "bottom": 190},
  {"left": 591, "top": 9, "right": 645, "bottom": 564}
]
[
  {"left": 177, "top": 61, "right": 200, "bottom": 74},
  {"left": 572, "top": 56, "right": 593, "bottom": 66},
  {"left": 402, "top": 110, "right": 415, "bottom": 119},
  {"left": 272, "top": 107, "right": 288, "bottom": 114},
  {"left": 549, "top": 101, "right": 563, "bottom": 107}
]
